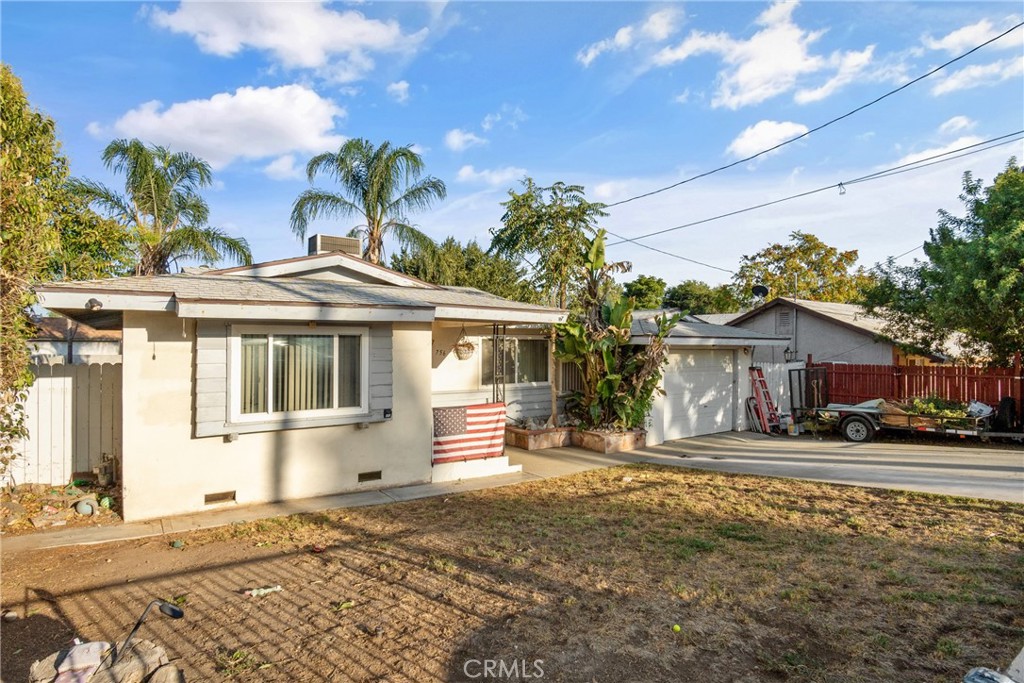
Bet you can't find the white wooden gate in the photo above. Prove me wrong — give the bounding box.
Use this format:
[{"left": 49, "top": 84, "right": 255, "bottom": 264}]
[
  {"left": 7, "top": 363, "right": 122, "bottom": 486},
  {"left": 754, "top": 361, "right": 805, "bottom": 415}
]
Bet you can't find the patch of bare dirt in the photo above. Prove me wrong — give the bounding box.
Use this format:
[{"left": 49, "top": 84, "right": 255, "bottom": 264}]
[{"left": 2, "top": 466, "right": 1022, "bottom": 682}]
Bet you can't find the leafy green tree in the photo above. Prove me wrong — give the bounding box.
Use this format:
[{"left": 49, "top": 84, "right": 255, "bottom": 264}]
[
  {"left": 663, "top": 280, "right": 741, "bottom": 314},
  {"left": 555, "top": 231, "right": 678, "bottom": 430},
  {"left": 0, "top": 64, "right": 64, "bottom": 473},
  {"left": 47, "top": 192, "right": 133, "bottom": 280},
  {"left": 623, "top": 275, "right": 666, "bottom": 310},
  {"left": 291, "top": 139, "right": 446, "bottom": 265},
  {"left": 71, "top": 139, "right": 251, "bottom": 275},
  {"left": 732, "top": 231, "right": 875, "bottom": 305},
  {"left": 391, "top": 237, "right": 539, "bottom": 304},
  {"left": 866, "top": 159, "right": 1024, "bottom": 363},
  {"left": 489, "top": 178, "right": 607, "bottom": 309}
]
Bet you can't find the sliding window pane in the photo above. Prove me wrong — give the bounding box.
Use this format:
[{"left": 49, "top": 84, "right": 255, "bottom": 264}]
[
  {"left": 517, "top": 339, "right": 549, "bottom": 383},
  {"left": 240, "top": 335, "right": 268, "bottom": 414},
  {"left": 273, "top": 335, "right": 334, "bottom": 412},
  {"left": 337, "top": 335, "right": 361, "bottom": 408}
]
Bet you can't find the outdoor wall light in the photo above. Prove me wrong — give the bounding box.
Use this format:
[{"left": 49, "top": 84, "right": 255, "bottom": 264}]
[{"left": 86, "top": 298, "right": 103, "bottom": 311}]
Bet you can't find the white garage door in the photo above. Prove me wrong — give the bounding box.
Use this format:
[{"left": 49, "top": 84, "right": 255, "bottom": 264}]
[{"left": 661, "top": 349, "right": 736, "bottom": 441}]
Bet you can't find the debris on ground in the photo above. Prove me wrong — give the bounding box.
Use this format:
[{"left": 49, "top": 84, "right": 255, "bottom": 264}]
[
  {"left": 1, "top": 482, "right": 121, "bottom": 534},
  {"left": 243, "top": 585, "right": 282, "bottom": 597}
]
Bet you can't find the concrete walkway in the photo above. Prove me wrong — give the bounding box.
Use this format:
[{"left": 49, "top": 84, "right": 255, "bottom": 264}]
[
  {"left": 1, "top": 468, "right": 544, "bottom": 554},
  {"left": 5, "top": 433, "right": 1020, "bottom": 553}
]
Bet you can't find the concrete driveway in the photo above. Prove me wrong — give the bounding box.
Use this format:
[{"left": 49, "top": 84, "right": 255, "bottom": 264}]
[
  {"left": 509, "top": 432, "right": 1024, "bottom": 503},
  {"left": 637, "top": 433, "right": 1024, "bottom": 503}
]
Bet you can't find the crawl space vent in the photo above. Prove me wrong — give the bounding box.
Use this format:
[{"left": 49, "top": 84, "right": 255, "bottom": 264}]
[
  {"left": 204, "top": 490, "right": 236, "bottom": 505},
  {"left": 358, "top": 470, "right": 382, "bottom": 483}
]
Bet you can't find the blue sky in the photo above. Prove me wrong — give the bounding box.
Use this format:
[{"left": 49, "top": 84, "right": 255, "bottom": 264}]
[{"left": 4, "top": 1, "right": 1022, "bottom": 287}]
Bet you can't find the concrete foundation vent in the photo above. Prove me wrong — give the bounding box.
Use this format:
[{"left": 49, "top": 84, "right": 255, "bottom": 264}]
[
  {"left": 308, "top": 234, "right": 362, "bottom": 257},
  {"left": 204, "top": 490, "right": 236, "bottom": 505}
]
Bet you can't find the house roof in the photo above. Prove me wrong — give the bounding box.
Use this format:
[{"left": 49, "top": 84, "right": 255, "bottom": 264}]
[
  {"left": 202, "top": 250, "right": 438, "bottom": 289},
  {"left": 729, "top": 297, "right": 887, "bottom": 337},
  {"left": 693, "top": 312, "right": 743, "bottom": 325},
  {"left": 630, "top": 313, "right": 788, "bottom": 348},
  {"left": 36, "top": 273, "right": 567, "bottom": 326},
  {"left": 31, "top": 317, "right": 122, "bottom": 342}
]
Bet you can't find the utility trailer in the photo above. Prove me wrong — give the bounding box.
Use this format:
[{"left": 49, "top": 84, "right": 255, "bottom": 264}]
[{"left": 788, "top": 367, "right": 1024, "bottom": 443}]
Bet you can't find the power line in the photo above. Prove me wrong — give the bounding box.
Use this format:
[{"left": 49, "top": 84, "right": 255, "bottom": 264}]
[
  {"left": 605, "top": 131, "right": 1022, "bottom": 249},
  {"left": 604, "top": 21, "right": 1024, "bottom": 209}
]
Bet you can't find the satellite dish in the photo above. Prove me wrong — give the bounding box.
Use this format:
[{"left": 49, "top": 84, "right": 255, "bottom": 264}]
[{"left": 752, "top": 285, "right": 769, "bottom": 298}]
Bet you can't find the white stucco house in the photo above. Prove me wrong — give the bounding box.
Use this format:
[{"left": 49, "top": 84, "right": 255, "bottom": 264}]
[
  {"left": 35, "top": 241, "right": 568, "bottom": 521},
  {"left": 33, "top": 240, "right": 793, "bottom": 521}
]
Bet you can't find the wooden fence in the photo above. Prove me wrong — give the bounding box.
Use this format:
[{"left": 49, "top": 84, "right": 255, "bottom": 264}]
[
  {"left": 813, "top": 361, "right": 1023, "bottom": 412},
  {"left": 7, "top": 363, "right": 122, "bottom": 486}
]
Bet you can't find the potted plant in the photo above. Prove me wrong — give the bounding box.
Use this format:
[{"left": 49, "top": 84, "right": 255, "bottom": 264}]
[{"left": 554, "top": 231, "right": 678, "bottom": 453}]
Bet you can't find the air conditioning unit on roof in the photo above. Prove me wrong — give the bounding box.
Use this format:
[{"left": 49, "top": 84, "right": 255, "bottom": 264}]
[{"left": 307, "top": 234, "right": 362, "bottom": 257}]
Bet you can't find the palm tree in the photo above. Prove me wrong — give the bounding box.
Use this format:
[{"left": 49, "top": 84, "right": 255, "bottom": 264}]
[
  {"left": 70, "top": 139, "right": 251, "bottom": 275},
  {"left": 290, "top": 139, "right": 446, "bottom": 264}
]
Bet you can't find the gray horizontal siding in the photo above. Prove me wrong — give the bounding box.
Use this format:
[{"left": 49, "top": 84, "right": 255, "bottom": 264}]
[
  {"left": 194, "top": 321, "right": 393, "bottom": 438},
  {"left": 431, "top": 384, "right": 562, "bottom": 422},
  {"left": 194, "top": 321, "right": 229, "bottom": 437}
]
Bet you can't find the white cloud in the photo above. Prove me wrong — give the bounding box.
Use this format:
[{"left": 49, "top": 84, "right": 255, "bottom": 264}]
[
  {"left": 148, "top": 1, "right": 424, "bottom": 82},
  {"left": 87, "top": 84, "right": 346, "bottom": 169},
  {"left": 444, "top": 128, "right": 487, "bottom": 152},
  {"left": 577, "top": 7, "right": 681, "bottom": 66},
  {"left": 726, "top": 120, "right": 809, "bottom": 159},
  {"left": 408, "top": 143, "right": 429, "bottom": 156},
  {"left": 653, "top": 1, "right": 874, "bottom": 109},
  {"left": 456, "top": 165, "right": 526, "bottom": 187},
  {"left": 938, "top": 115, "right": 975, "bottom": 136},
  {"left": 794, "top": 45, "right": 874, "bottom": 104},
  {"left": 480, "top": 104, "right": 527, "bottom": 131},
  {"left": 894, "top": 136, "right": 984, "bottom": 166},
  {"left": 592, "top": 180, "right": 629, "bottom": 201},
  {"left": 673, "top": 88, "right": 691, "bottom": 104},
  {"left": 923, "top": 17, "right": 1020, "bottom": 54},
  {"left": 262, "top": 154, "right": 305, "bottom": 181},
  {"left": 386, "top": 80, "right": 410, "bottom": 103},
  {"left": 930, "top": 56, "right": 1024, "bottom": 95},
  {"left": 640, "top": 8, "right": 678, "bottom": 42}
]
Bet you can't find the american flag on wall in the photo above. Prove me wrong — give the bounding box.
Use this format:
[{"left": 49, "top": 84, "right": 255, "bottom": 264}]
[{"left": 432, "top": 403, "right": 506, "bottom": 464}]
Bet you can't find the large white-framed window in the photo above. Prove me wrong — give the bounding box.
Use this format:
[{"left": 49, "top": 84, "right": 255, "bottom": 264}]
[
  {"left": 481, "top": 337, "right": 549, "bottom": 387},
  {"left": 229, "top": 325, "right": 369, "bottom": 423}
]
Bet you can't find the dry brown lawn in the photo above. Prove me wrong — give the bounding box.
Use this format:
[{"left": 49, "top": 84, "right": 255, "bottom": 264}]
[{"left": 2, "top": 464, "right": 1022, "bottom": 682}]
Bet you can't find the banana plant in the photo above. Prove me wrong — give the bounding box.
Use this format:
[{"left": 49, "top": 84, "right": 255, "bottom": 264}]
[{"left": 555, "top": 230, "right": 679, "bottom": 430}]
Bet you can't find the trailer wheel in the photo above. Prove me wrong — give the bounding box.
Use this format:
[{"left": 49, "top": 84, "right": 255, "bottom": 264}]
[{"left": 841, "top": 416, "right": 875, "bottom": 443}]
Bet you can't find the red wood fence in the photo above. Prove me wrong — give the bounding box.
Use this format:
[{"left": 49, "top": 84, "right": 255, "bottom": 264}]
[{"left": 812, "top": 359, "right": 1023, "bottom": 411}]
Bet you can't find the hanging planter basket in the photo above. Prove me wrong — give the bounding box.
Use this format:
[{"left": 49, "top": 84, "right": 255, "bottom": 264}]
[{"left": 454, "top": 339, "right": 476, "bottom": 360}]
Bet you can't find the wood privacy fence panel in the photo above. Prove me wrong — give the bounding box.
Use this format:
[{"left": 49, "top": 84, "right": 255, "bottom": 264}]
[
  {"left": 815, "top": 362, "right": 1023, "bottom": 408},
  {"left": 7, "top": 363, "right": 121, "bottom": 486}
]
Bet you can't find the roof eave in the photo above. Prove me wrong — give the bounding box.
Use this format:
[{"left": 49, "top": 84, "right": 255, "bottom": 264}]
[
  {"left": 434, "top": 305, "right": 567, "bottom": 325},
  {"left": 629, "top": 335, "right": 790, "bottom": 347}
]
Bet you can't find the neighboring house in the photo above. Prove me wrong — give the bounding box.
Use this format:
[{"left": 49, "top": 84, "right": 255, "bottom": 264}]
[
  {"left": 35, "top": 238, "right": 567, "bottom": 521},
  {"left": 30, "top": 317, "right": 122, "bottom": 364},
  {"left": 727, "top": 298, "right": 950, "bottom": 366},
  {"left": 631, "top": 311, "right": 789, "bottom": 444}
]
